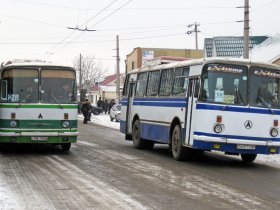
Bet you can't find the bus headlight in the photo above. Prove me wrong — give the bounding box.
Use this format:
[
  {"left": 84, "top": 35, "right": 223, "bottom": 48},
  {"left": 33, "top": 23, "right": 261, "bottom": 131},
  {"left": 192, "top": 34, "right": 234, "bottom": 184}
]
[
  {"left": 10, "top": 120, "right": 18, "bottom": 128},
  {"left": 270, "top": 128, "right": 278, "bottom": 137},
  {"left": 62, "top": 120, "right": 70, "bottom": 128},
  {"left": 214, "top": 124, "right": 223, "bottom": 133}
]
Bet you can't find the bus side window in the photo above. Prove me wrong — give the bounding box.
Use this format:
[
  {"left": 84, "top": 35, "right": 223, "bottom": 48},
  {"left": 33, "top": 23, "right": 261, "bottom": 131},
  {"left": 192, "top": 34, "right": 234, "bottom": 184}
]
[
  {"left": 194, "top": 79, "right": 200, "bottom": 98},
  {"left": 146, "top": 71, "right": 160, "bottom": 96},
  {"left": 122, "top": 75, "right": 129, "bottom": 97},
  {"left": 159, "top": 69, "right": 174, "bottom": 96},
  {"left": 1, "top": 80, "right": 7, "bottom": 100},
  {"left": 172, "top": 67, "right": 189, "bottom": 96},
  {"left": 135, "top": 72, "right": 148, "bottom": 97}
]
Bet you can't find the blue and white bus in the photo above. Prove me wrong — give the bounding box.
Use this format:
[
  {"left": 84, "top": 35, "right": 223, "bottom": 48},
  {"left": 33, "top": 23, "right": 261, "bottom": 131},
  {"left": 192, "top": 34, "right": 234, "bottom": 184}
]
[{"left": 120, "top": 58, "right": 280, "bottom": 163}]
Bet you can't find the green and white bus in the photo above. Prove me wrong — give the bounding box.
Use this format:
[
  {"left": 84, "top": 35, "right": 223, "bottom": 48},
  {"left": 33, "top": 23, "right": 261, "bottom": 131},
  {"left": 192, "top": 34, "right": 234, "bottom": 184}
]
[{"left": 0, "top": 61, "right": 78, "bottom": 151}]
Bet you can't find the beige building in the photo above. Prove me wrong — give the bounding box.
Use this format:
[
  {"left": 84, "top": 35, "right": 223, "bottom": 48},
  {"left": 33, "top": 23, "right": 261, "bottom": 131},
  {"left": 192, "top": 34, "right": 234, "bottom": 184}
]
[{"left": 126, "top": 47, "right": 203, "bottom": 72}]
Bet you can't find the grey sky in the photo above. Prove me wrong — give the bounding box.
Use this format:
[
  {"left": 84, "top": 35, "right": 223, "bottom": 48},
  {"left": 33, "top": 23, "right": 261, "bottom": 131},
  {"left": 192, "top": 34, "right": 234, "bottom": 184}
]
[{"left": 0, "top": 0, "right": 279, "bottom": 74}]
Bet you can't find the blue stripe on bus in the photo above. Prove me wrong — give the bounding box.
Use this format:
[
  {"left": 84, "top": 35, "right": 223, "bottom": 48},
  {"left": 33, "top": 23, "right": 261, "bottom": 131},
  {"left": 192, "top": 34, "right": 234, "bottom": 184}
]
[
  {"left": 133, "top": 101, "right": 186, "bottom": 107},
  {"left": 122, "top": 97, "right": 186, "bottom": 102},
  {"left": 122, "top": 98, "right": 186, "bottom": 107},
  {"left": 192, "top": 140, "right": 279, "bottom": 155},
  {"left": 196, "top": 103, "right": 280, "bottom": 115},
  {"left": 194, "top": 131, "right": 280, "bottom": 142},
  {"left": 141, "top": 122, "right": 170, "bottom": 143}
]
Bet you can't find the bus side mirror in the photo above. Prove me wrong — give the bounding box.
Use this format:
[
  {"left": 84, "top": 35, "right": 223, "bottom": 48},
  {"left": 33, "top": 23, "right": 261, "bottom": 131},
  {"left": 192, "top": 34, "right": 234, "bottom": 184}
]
[{"left": 1, "top": 80, "right": 7, "bottom": 100}]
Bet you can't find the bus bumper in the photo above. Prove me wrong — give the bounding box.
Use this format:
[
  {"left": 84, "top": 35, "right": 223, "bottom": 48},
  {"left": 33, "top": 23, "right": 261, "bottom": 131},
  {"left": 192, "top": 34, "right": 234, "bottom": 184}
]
[
  {"left": 193, "top": 135, "right": 280, "bottom": 155},
  {"left": 0, "top": 132, "right": 78, "bottom": 143}
]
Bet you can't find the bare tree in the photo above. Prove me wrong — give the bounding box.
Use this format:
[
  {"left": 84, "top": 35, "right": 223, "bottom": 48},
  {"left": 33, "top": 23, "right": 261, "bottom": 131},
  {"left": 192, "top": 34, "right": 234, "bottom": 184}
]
[{"left": 73, "top": 55, "right": 107, "bottom": 94}]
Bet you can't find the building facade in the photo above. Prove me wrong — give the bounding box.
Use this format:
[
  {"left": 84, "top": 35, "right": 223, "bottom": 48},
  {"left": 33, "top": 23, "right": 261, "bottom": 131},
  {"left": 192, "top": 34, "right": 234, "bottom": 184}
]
[
  {"left": 204, "top": 36, "right": 268, "bottom": 58},
  {"left": 89, "top": 74, "right": 125, "bottom": 106},
  {"left": 126, "top": 47, "right": 203, "bottom": 72}
]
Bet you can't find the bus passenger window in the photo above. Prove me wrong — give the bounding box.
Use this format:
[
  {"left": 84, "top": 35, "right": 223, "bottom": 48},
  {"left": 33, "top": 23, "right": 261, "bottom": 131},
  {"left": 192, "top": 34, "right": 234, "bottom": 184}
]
[
  {"left": 159, "top": 69, "right": 174, "bottom": 96},
  {"left": 122, "top": 75, "right": 129, "bottom": 97},
  {"left": 146, "top": 71, "right": 160, "bottom": 96},
  {"left": 135, "top": 72, "right": 148, "bottom": 97},
  {"left": 194, "top": 79, "right": 200, "bottom": 98},
  {"left": 172, "top": 67, "right": 189, "bottom": 96}
]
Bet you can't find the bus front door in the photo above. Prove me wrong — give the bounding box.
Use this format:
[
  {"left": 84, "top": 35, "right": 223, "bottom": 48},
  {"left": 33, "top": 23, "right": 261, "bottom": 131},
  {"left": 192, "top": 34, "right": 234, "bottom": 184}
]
[
  {"left": 126, "top": 82, "right": 135, "bottom": 136},
  {"left": 185, "top": 78, "right": 200, "bottom": 146}
]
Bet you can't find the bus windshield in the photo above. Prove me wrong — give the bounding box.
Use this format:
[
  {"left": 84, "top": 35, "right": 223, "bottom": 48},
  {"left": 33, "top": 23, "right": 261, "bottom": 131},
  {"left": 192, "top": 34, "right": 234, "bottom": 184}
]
[
  {"left": 250, "top": 67, "right": 280, "bottom": 109},
  {"left": 41, "top": 69, "right": 76, "bottom": 104},
  {"left": 199, "top": 63, "right": 248, "bottom": 105},
  {"left": 1, "top": 69, "right": 39, "bottom": 103}
]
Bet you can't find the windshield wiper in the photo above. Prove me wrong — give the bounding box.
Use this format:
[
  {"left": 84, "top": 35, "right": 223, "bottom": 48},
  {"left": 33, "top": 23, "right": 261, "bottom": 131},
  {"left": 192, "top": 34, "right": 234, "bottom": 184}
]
[
  {"left": 222, "top": 98, "right": 235, "bottom": 111},
  {"left": 258, "top": 96, "right": 274, "bottom": 114}
]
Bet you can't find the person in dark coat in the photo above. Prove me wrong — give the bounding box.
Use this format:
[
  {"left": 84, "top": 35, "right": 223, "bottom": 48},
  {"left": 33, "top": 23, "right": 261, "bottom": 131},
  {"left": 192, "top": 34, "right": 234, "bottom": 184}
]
[
  {"left": 103, "top": 99, "right": 109, "bottom": 114},
  {"left": 81, "top": 99, "right": 91, "bottom": 124},
  {"left": 97, "top": 97, "right": 104, "bottom": 108},
  {"left": 108, "top": 99, "right": 116, "bottom": 114}
]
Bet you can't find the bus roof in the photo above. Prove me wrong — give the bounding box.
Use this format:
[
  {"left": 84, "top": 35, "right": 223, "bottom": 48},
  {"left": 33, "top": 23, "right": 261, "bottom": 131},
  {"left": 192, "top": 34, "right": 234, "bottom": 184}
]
[
  {"left": 128, "top": 57, "right": 280, "bottom": 74},
  {"left": 2, "top": 62, "right": 74, "bottom": 70}
]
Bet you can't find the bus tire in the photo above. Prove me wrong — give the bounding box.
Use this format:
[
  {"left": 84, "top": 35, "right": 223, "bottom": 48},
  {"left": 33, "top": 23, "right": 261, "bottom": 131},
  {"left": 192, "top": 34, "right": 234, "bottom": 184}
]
[
  {"left": 132, "top": 119, "right": 145, "bottom": 149},
  {"left": 61, "top": 143, "right": 71, "bottom": 151},
  {"left": 171, "top": 124, "right": 186, "bottom": 161},
  {"left": 241, "top": 154, "right": 257, "bottom": 163}
]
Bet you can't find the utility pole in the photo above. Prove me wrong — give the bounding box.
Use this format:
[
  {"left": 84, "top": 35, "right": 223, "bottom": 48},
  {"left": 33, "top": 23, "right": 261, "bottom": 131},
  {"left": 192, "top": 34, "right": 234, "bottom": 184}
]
[
  {"left": 194, "top": 22, "right": 200, "bottom": 50},
  {"left": 79, "top": 53, "right": 82, "bottom": 101},
  {"left": 116, "top": 35, "right": 120, "bottom": 100},
  {"left": 187, "top": 22, "right": 200, "bottom": 49},
  {"left": 243, "top": 0, "right": 250, "bottom": 59}
]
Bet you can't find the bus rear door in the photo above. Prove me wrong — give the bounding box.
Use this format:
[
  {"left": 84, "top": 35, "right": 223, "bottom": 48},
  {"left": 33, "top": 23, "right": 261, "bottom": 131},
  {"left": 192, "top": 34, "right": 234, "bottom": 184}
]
[
  {"left": 125, "top": 76, "right": 137, "bottom": 136},
  {"left": 185, "top": 78, "right": 200, "bottom": 146}
]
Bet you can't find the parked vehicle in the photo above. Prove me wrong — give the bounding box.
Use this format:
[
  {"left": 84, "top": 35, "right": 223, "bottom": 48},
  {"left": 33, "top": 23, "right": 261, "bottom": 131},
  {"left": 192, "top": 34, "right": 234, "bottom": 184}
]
[
  {"left": 110, "top": 104, "right": 121, "bottom": 122},
  {"left": 92, "top": 106, "right": 103, "bottom": 115}
]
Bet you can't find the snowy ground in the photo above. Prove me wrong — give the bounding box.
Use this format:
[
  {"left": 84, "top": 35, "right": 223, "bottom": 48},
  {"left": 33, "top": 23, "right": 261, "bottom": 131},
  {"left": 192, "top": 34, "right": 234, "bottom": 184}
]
[{"left": 79, "top": 114, "right": 280, "bottom": 169}]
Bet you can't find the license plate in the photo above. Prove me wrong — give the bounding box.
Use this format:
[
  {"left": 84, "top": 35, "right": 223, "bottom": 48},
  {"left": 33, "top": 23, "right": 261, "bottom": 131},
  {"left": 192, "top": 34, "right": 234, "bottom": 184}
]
[
  {"left": 31, "top": 137, "right": 48, "bottom": 141},
  {"left": 237, "top": 144, "right": 255, "bottom": 150}
]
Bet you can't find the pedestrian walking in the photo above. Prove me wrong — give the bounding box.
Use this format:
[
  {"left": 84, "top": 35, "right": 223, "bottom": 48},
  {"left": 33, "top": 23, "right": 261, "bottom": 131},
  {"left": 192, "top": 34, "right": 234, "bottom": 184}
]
[
  {"left": 108, "top": 99, "right": 116, "bottom": 114},
  {"left": 97, "top": 97, "right": 104, "bottom": 108},
  {"left": 103, "top": 99, "right": 109, "bottom": 114},
  {"left": 81, "top": 99, "right": 91, "bottom": 124}
]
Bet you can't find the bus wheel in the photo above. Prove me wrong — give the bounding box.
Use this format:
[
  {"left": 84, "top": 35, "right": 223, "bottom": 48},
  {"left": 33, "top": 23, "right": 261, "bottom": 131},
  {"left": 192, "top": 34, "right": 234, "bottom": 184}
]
[
  {"left": 132, "top": 119, "right": 145, "bottom": 149},
  {"left": 171, "top": 125, "right": 186, "bottom": 161},
  {"left": 61, "top": 143, "right": 71, "bottom": 151},
  {"left": 241, "top": 154, "right": 257, "bottom": 163}
]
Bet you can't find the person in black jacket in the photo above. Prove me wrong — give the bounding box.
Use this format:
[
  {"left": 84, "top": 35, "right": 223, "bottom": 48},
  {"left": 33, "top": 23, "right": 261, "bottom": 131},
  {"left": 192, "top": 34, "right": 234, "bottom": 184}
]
[
  {"left": 108, "top": 99, "right": 116, "bottom": 114},
  {"left": 81, "top": 99, "right": 91, "bottom": 124}
]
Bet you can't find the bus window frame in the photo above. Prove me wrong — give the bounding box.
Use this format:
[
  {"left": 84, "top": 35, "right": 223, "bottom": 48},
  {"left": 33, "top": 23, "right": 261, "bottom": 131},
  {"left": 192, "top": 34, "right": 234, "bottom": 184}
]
[
  {"left": 171, "top": 67, "right": 190, "bottom": 97},
  {"left": 146, "top": 70, "right": 161, "bottom": 97},
  {"left": 159, "top": 68, "right": 174, "bottom": 97},
  {"left": 135, "top": 72, "right": 149, "bottom": 97}
]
